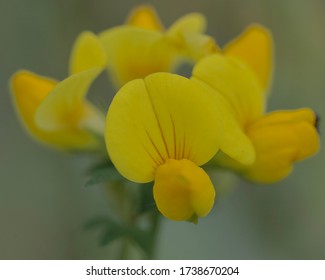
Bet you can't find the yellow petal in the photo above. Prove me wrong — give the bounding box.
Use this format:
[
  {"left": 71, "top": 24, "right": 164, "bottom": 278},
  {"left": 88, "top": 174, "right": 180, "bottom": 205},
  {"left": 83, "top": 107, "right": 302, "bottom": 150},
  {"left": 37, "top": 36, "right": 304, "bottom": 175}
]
[
  {"left": 168, "top": 13, "right": 206, "bottom": 36},
  {"left": 99, "top": 26, "right": 178, "bottom": 87},
  {"left": 249, "top": 108, "right": 316, "bottom": 128},
  {"left": 69, "top": 31, "right": 107, "bottom": 75},
  {"left": 35, "top": 68, "right": 104, "bottom": 135},
  {"left": 190, "top": 78, "right": 256, "bottom": 166},
  {"left": 167, "top": 13, "right": 219, "bottom": 60},
  {"left": 221, "top": 109, "right": 320, "bottom": 183},
  {"left": 224, "top": 24, "right": 273, "bottom": 92},
  {"left": 10, "top": 70, "right": 100, "bottom": 150},
  {"left": 11, "top": 70, "right": 57, "bottom": 139},
  {"left": 106, "top": 73, "right": 222, "bottom": 182},
  {"left": 153, "top": 159, "right": 215, "bottom": 221},
  {"left": 192, "top": 53, "right": 264, "bottom": 126},
  {"left": 126, "top": 5, "right": 164, "bottom": 31}
]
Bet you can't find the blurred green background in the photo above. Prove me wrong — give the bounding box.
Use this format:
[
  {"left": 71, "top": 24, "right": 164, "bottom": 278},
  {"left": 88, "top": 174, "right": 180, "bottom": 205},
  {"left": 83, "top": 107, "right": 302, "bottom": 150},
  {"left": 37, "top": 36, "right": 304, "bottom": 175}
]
[{"left": 1, "top": 0, "right": 325, "bottom": 259}]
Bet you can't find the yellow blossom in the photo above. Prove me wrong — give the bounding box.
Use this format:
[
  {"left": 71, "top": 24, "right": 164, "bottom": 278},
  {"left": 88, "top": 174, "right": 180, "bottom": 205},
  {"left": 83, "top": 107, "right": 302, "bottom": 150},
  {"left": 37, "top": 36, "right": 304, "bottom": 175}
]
[
  {"left": 192, "top": 24, "right": 320, "bottom": 183},
  {"left": 105, "top": 72, "right": 254, "bottom": 221},
  {"left": 99, "top": 5, "right": 218, "bottom": 87},
  {"left": 10, "top": 32, "right": 106, "bottom": 150}
]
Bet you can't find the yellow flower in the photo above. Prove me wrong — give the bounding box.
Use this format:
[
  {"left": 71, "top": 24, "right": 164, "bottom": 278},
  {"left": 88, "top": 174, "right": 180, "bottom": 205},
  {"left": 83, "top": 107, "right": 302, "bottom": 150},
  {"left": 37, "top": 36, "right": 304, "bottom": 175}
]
[
  {"left": 10, "top": 32, "right": 106, "bottom": 150},
  {"left": 99, "top": 5, "right": 218, "bottom": 87},
  {"left": 105, "top": 72, "right": 254, "bottom": 221},
  {"left": 192, "top": 24, "right": 320, "bottom": 183}
]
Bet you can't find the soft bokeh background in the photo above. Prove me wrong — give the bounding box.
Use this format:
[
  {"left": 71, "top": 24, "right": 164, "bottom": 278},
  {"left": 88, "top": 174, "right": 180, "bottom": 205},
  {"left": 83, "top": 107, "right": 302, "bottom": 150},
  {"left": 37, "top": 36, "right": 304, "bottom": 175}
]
[{"left": 1, "top": 0, "right": 324, "bottom": 259}]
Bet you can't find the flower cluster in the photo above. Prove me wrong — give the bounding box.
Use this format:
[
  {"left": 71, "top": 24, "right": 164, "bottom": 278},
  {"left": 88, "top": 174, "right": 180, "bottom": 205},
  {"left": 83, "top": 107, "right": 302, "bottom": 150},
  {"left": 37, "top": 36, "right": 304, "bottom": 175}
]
[{"left": 10, "top": 6, "right": 320, "bottom": 223}]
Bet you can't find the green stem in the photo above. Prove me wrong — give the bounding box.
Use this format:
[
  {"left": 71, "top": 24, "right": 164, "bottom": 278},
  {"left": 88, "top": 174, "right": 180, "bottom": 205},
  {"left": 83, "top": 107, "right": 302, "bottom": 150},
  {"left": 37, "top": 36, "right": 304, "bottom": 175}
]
[
  {"left": 119, "top": 237, "right": 129, "bottom": 260},
  {"left": 147, "top": 211, "right": 161, "bottom": 260},
  {"left": 105, "top": 180, "right": 161, "bottom": 259}
]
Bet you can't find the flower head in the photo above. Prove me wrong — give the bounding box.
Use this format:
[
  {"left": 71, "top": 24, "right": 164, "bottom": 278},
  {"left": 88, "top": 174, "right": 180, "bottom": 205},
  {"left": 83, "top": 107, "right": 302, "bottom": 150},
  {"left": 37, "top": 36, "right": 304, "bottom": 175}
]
[
  {"left": 10, "top": 32, "right": 106, "bottom": 150},
  {"left": 192, "top": 24, "right": 320, "bottom": 183},
  {"left": 99, "top": 5, "right": 218, "bottom": 87},
  {"left": 105, "top": 72, "right": 254, "bottom": 221}
]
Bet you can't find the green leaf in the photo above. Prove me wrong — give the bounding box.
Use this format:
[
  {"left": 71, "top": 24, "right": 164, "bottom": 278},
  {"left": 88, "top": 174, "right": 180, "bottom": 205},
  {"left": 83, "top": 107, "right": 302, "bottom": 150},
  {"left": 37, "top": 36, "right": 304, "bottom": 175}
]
[
  {"left": 84, "top": 215, "right": 155, "bottom": 251},
  {"left": 85, "top": 165, "right": 123, "bottom": 187},
  {"left": 128, "top": 228, "right": 151, "bottom": 253},
  {"left": 138, "top": 182, "right": 157, "bottom": 214},
  {"left": 88, "top": 159, "right": 114, "bottom": 173},
  {"left": 187, "top": 213, "right": 199, "bottom": 224},
  {"left": 84, "top": 216, "right": 113, "bottom": 230},
  {"left": 99, "top": 226, "right": 127, "bottom": 246},
  {"left": 84, "top": 216, "right": 127, "bottom": 246}
]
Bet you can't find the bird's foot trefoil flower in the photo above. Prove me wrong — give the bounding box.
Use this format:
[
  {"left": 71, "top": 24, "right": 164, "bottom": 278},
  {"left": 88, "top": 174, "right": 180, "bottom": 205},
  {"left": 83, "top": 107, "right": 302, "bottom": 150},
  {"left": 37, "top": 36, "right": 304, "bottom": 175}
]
[
  {"left": 193, "top": 24, "right": 320, "bottom": 183},
  {"left": 10, "top": 32, "right": 106, "bottom": 150},
  {"left": 105, "top": 73, "right": 254, "bottom": 221},
  {"left": 99, "top": 5, "right": 218, "bottom": 87}
]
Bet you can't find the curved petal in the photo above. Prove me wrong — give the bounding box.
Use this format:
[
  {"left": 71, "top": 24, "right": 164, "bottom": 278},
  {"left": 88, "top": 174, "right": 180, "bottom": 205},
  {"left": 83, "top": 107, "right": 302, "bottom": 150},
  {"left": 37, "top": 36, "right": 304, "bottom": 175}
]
[
  {"left": 224, "top": 24, "right": 273, "bottom": 93},
  {"left": 10, "top": 70, "right": 57, "bottom": 138},
  {"left": 126, "top": 5, "right": 164, "bottom": 31},
  {"left": 153, "top": 159, "right": 215, "bottom": 221},
  {"left": 168, "top": 13, "right": 206, "bottom": 35},
  {"left": 69, "top": 31, "right": 107, "bottom": 75},
  {"left": 105, "top": 73, "right": 232, "bottom": 183},
  {"left": 188, "top": 78, "right": 255, "bottom": 165},
  {"left": 192, "top": 53, "right": 264, "bottom": 126},
  {"left": 217, "top": 109, "right": 320, "bottom": 183},
  {"left": 99, "top": 26, "right": 178, "bottom": 87},
  {"left": 249, "top": 108, "right": 316, "bottom": 128},
  {"left": 143, "top": 74, "right": 223, "bottom": 166},
  {"left": 167, "top": 13, "right": 219, "bottom": 60},
  {"left": 10, "top": 71, "right": 100, "bottom": 150},
  {"left": 35, "top": 68, "right": 104, "bottom": 134},
  {"left": 247, "top": 109, "right": 320, "bottom": 161}
]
